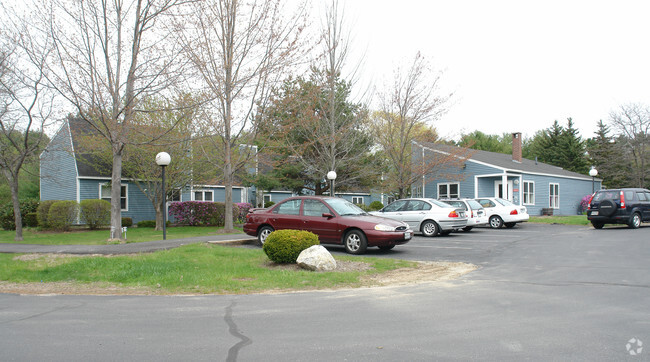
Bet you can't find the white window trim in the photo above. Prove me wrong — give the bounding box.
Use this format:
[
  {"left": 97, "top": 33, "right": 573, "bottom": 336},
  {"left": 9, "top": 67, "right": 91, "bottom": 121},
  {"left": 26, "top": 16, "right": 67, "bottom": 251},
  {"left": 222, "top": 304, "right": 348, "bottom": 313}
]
[
  {"left": 99, "top": 183, "right": 128, "bottom": 211},
  {"left": 263, "top": 194, "right": 272, "bottom": 203},
  {"left": 193, "top": 190, "right": 214, "bottom": 202},
  {"left": 523, "top": 181, "right": 535, "bottom": 206},
  {"left": 549, "top": 183, "right": 560, "bottom": 209},
  {"left": 352, "top": 196, "right": 364, "bottom": 205},
  {"left": 437, "top": 182, "right": 460, "bottom": 199}
]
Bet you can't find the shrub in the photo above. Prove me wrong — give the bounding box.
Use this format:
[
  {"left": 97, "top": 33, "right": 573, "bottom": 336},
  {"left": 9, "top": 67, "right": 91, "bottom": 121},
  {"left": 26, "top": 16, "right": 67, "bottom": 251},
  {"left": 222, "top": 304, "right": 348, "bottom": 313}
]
[
  {"left": 263, "top": 229, "right": 320, "bottom": 264},
  {"left": 37, "top": 200, "right": 59, "bottom": 229},
  {"left": 169, "top": 201, "right": 227, "bottom": 226},
  {"left": 0, "top": 199, "right": 40, "bottom": 230},
  {"left": 79, "top": 199, "right": 111, "bottom": 229},
  {"left": 24, "top": 213, "right": 39, "bottom": 227},
  {"left": 122, "top": 217, "right": 133, "bottom": 227},
  {"left": 137, "top": 220, "right": 156, "bottom": 228},
  {"left": 48, "top": 200, "right": 79, "bottom": 231},
  {"left": 368, "top": 201, "right": 384, "bottom": 211},
  {"left": 234, "top": 202, "right": 253, "bottom": 223},
  {"left": 264, "top": 201, "right": 275, "bottom": 208}
]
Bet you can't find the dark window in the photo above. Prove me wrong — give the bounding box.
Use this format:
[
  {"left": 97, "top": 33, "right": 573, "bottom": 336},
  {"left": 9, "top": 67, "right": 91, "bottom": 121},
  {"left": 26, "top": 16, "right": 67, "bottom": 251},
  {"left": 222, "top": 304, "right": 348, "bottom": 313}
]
[{"left": 303, "top": 199, "right": 330, "bottom": 217}]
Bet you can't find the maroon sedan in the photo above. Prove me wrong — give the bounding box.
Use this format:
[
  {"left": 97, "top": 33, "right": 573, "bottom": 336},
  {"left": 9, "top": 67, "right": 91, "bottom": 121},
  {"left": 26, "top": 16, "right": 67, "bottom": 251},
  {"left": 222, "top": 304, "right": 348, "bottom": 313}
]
[{"left": 243, "top": 196, "right": 413, "bottom": 254}]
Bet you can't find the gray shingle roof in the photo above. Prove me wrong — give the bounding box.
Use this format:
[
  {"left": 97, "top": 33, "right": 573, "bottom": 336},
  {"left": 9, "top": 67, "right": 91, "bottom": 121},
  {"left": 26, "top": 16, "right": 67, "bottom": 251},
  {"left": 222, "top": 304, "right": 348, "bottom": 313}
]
[{"left": 418, "top": 141, "right": 594, "bottom": 181}]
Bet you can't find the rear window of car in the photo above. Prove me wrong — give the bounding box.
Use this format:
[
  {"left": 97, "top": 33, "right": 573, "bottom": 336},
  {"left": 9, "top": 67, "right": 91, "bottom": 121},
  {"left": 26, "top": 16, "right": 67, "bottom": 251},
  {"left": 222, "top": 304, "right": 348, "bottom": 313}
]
[
  {"left": 467, "top": 200, "right": 483, "bottom": 209},
  {"left": 593, "top": 190, "right": 620, "bottom": 201},
  {"left": 428, "top": 199, "right": 453, "bottom": 208},
  {"left": 477, "top": 199, "right": 496, "bottom": 208},
  {"left": 443, "top": 201, "right": 466, "bottom": 210},
  {"left": 273, "top": 199, "right": 301, "bottom": 215},
  {"left": 496, "top": 198, "right": 514, "bottom": 206}
]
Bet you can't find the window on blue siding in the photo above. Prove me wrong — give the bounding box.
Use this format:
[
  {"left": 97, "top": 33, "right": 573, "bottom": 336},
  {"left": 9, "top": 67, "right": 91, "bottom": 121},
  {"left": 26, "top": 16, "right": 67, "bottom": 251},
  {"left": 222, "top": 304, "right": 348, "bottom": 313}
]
[
  {"left": 438, "top": 183, "right": 459, "bottom": 199},
  {"left": 523, "top": 181, "right": 535, "bottom": 205},
  {"left": 549, "top": 183, "right": 560, "bottom": 209},
  {"left": 100, "top": 184, "right": 127, "bottom": 211},
  {"left": 352, "top": 196, "right": 364, "bottom": 205},
  {"left": 194, "top": 190, "right": 213, "bottom": 201}
]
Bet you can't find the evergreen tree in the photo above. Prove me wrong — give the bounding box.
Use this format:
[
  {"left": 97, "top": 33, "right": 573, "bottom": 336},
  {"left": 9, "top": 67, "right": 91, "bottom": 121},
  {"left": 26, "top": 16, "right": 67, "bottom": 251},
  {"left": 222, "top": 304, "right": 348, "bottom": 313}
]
[
  {"left": 557, "top": 118, "right": 589, "bottom": 174},
  {"left": 587, "top": 120, "right": 631, "bottom": 188}
]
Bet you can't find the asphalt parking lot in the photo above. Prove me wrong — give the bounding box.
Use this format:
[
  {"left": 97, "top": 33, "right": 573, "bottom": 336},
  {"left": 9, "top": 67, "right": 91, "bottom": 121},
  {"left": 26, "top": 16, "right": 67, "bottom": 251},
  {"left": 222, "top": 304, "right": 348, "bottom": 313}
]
[{"left": 2, "top": 222, "right": 649, "bottom": 361}]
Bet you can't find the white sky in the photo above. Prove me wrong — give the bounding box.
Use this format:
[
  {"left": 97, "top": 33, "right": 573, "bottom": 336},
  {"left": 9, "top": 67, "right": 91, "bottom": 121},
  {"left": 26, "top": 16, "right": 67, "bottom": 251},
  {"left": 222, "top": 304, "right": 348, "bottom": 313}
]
[{"left": 344, "top": 0, "right": 650, "bottom": 141}]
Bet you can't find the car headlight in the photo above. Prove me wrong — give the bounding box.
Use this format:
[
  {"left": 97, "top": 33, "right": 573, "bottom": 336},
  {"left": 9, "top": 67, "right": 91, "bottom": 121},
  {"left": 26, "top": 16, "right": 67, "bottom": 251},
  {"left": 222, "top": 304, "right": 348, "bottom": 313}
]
[{"left": 374, "top": 224, "right": 395, "bottom": 231}]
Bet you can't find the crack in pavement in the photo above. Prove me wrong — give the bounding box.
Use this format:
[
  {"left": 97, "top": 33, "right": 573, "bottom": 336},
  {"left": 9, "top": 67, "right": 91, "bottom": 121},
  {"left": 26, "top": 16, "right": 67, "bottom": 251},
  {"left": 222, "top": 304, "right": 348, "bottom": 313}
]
[
  {"left": 0, "top": 302, "right": 85, "bottom": 325},
  {"left": 225, "top": 301, "right": 252, "bottom": 362}
]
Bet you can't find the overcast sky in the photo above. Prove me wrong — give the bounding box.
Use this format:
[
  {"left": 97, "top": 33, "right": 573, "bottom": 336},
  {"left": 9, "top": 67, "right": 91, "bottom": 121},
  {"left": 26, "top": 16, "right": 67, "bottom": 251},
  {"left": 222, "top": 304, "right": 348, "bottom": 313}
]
[{"left": 344, "top": 0, "right": 650, "bottom": 141}]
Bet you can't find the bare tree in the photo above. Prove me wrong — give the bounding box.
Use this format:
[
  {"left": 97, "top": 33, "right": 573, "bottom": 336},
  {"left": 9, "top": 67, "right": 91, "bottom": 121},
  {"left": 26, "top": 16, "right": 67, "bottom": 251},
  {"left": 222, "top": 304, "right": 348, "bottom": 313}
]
[
  {"left": 368, "top": 52, "right": 467, "bottom": 199},
  {"left": 0, "top": 7, "right": 55, "bottom": 241},
  {"left": 43, "top": 0, "right": 189, "bottom": 240},
  {"left": 258, "top": 0, "right": 373, "bottom": 194},
  {"left": 180, "top": 0, "right": 307, "bottom": 231},
  {"left": 609, "top": 103, "right": 650, "bottom": 188}
]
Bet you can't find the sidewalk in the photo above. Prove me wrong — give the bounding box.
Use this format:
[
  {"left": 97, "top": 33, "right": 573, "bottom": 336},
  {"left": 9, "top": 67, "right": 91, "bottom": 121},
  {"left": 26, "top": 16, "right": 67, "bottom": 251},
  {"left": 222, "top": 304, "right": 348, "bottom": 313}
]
[{"left": 0, "top": 233, "right": 257, "bottom": 255}]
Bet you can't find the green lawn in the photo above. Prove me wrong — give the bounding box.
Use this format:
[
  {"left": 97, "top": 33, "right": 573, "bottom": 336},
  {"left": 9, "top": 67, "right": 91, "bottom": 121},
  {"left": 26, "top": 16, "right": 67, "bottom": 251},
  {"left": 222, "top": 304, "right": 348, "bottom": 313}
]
[
  {"left": 0, "top": 226, "right": 240, "bottom": 245},
  {"left": 0, "top": 244, "right": 416, "bottom": 294},
  {"left": 528, "top": 215, "right": 590, "bottom": 225}
]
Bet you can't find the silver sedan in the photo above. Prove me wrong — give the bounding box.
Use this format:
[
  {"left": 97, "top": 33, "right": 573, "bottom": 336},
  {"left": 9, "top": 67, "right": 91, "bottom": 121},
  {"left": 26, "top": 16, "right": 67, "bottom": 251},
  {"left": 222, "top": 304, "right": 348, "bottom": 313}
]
[{"left": 371, "top": 198, "right": 468, "bottom": 236}]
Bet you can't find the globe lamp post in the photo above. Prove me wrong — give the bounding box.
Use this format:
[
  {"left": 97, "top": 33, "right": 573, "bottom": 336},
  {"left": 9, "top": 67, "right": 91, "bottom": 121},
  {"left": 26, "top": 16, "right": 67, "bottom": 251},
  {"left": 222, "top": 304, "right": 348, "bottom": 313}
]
[
  {"left": 156, "top": 152, "right": 171, "bottom": 240},
  {"left": 327, "top": 171, "right": 337, "bottom": 197},
  {"left": 589, "top": 167, "right": 598, "bottom": 193}
]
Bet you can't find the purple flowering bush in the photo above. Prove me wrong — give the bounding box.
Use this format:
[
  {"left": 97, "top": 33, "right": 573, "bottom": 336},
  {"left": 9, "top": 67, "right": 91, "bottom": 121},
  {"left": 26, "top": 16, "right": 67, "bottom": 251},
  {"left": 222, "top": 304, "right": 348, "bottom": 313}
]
[
  {"left": 580, "top": 195, "right": 592, "bottom": 213},
  {"left": 169, "top": 201, "right": 254, "bottom": 226},
  {"left": 234, "top": 203, "right": 253, "bottom": 223}
]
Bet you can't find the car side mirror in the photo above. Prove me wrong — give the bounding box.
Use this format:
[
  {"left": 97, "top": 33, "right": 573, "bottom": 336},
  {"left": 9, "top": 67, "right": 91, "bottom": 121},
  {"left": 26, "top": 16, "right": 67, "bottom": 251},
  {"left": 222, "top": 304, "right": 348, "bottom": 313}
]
[{"left": 322, "top": 213, "right": 334, "bottom": 219}]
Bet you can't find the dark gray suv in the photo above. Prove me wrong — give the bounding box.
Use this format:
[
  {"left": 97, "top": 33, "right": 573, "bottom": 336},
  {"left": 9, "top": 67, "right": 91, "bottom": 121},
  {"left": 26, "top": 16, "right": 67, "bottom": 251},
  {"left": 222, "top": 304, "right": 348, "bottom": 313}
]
[{"left": 587, "top": 188, "right": 650, "bottom": 229}]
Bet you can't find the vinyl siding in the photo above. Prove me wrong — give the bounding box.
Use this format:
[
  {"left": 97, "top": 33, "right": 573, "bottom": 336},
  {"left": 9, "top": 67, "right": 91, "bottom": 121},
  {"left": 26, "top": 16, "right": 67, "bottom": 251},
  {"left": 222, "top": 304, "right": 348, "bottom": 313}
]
[{"left": 40, "top": 123, "right": 78, "bottom": 201}]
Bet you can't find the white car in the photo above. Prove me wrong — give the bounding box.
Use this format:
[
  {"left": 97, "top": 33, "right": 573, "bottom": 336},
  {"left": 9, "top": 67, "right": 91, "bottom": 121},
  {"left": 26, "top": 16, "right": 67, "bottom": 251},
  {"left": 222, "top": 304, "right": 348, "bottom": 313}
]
[
  {"left": 371, "top": 198, "right": 468, "bottom": 236},
  {"left": 440, "top": 199, "right": 488, "bottom": 231},
  {"left": 475, "top": 197, "right": 529, "bottom": 228}
]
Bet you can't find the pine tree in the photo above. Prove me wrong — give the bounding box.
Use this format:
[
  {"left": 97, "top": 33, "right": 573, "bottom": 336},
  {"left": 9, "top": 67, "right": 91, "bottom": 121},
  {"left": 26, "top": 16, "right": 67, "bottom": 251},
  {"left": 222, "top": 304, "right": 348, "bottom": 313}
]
[{"left": 587, "top": 120, "right": 631, "bottom": 188}]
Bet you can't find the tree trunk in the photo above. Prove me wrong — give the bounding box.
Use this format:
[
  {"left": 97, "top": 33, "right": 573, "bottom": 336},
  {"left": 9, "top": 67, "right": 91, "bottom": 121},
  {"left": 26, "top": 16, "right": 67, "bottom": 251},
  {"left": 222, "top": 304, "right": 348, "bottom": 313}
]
[
  {"left": 110, "top": 150, "right": 123, "bottom": 240},
  {"left": 10, "top": 176, "right": 23, "bottom": 241},
  {"left": 224, "top": 155, "right": 234, "bottom": 232}
]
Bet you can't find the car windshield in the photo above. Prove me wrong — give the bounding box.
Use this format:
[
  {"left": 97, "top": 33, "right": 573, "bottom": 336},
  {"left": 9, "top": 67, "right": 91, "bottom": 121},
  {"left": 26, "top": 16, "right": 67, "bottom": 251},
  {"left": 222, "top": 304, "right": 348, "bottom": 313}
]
[
  {"left": 324, "top": 198, "right": 367, "bottom": 216},
  {"left": 496, "top": 198, "right": 515, "bottom": 206}
]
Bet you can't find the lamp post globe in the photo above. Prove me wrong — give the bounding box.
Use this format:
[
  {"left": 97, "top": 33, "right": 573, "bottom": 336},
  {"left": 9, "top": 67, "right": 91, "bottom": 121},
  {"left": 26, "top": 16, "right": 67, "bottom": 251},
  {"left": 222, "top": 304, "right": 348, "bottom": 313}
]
[
  {"left": 156, "top": 152, "right": 171, "bottom": 239},
  {"left": 327, "top": 171, "right": 337, "bottom": 197},
  {"left": 589, "top": 167, "right": 598, "bottom": 193}
]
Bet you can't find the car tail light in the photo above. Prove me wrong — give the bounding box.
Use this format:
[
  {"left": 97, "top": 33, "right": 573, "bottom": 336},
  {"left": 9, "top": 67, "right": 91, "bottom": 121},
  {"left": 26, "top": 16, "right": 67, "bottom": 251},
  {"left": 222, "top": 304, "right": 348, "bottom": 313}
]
[
  {"left": 510, "top": 209, "right": 518, "bottom": 215},
  {"left": 620, "top": 190, "right": 626, "bottom": 209},
  {"left": 448, "top": 210, "right": 460, "bottom": 218},
  {"left": 587, "top": 194, "right": 595, "bottom": 209},
  {"left": 471, "top": 210, "right": 475, "bottom": 218}
]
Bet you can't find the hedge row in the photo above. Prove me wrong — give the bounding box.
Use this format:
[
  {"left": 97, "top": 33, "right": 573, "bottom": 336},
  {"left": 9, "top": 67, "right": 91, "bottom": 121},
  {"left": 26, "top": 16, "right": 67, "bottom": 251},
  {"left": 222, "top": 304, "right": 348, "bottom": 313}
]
[{"left": 168, "top": 201, "right": 252, "bottom": 226}]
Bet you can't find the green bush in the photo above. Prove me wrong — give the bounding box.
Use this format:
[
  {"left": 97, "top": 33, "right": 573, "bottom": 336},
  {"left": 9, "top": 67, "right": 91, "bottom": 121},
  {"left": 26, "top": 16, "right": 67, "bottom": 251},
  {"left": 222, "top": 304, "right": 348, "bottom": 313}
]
[
  {"left": 79, "top": 199, "right": 111, "bottom": 229},
  {"left": 264, "top": 201, "right": 275, "bottom": 208},
  {"left": 37, "top": 200, "right": 59, "bottom": 229},
  {"left": 122, "top": 217, "right": 133, "bottom": 227},
  {"left": 137, "top": 220, "right": 157, "bottom": 228},
  {"left": 0, "top": 199, "right": 40, "bottom": 230},
  {"left": 368, "top": 201, "right": 384, "bottom": 211},
  {"left": 48, "top": 200, "right": 79, "bottom": 231},
  {"left": 263, "top": 229, "right": 320, "bottom": 264},
  {"left": 24, "top": 212, "right": 38, "bottom": 227}
]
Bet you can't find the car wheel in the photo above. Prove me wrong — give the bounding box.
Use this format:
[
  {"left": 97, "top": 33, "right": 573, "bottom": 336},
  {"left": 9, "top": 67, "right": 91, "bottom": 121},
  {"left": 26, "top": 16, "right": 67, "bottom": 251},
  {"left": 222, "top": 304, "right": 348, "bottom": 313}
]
[
  {"left": 628, "top": 213, "right": 641, "bottom": 229},
  {"left": 504, "top": 222, "right": 516, "bottom": 228},
  {"left": 344, "top": 230, "right": 368, "bottom": 255},
  {"left": 257, "top": 225, "right": 274, "bottom": 246},
  {"left": 462, "top": 226, "right": 473, "bottom": 232},
  {"left": 591, "top": 222, "right": 604, "bottom": 229},
  {"left": 489, "top": 215, "right": 503, "bottom": 229},
  {"left": 378, "top": 245, "right": 395, "bottom": 251},
  {"left": 421, "top": 220, "right": 439, "bottom": 237}
]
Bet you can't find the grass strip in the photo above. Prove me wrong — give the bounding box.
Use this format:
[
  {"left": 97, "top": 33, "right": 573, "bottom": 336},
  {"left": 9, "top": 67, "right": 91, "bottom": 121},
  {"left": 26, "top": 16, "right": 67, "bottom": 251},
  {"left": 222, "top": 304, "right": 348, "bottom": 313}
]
[
  {"left": 0, "top": 226, "right": 240, "bottom": 245},
  {"left": 0, "top": 244, "right": 416, "bottom": 294},
  {"left": 528, "top": 215, "right": 589, "bottom": 225}
]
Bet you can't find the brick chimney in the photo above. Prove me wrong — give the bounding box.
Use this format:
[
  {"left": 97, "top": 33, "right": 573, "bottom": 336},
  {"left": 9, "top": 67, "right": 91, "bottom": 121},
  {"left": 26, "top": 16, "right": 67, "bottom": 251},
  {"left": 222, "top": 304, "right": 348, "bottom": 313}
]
[{"left": 512, "top": 132, "right": 522, "bottom": 163}]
